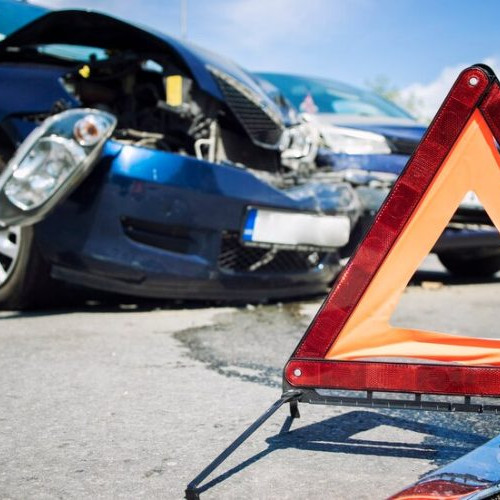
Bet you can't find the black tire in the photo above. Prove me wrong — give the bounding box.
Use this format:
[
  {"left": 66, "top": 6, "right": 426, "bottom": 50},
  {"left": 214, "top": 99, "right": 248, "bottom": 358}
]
[
  {"left": 0, "top": 225, "right": 55, "bottom": 309},
  {"left": 437, "top": 251, "right": 500, "bottom": 277}
]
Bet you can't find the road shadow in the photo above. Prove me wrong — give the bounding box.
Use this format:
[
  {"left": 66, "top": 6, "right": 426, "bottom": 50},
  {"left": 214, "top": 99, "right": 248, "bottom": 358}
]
[
  {"left": 0, "top": 295, "right": 229, "bottom": 320},
  {"left": 0, "top": 285, "right": 326, "bottom": 319},
  {"left": 3, "top": 259, "right": 500, "bottom": 319},
  {"left": 195, "top": 409, "right": 490, "bottom": 496},
  {"left": 410, "top": 268, "right": 500, "bottom": 287}
]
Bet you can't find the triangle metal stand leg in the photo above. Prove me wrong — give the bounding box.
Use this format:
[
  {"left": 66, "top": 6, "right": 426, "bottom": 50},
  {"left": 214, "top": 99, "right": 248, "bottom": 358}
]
[{"left": 185, "top": 390, "right": 302, "bottom": 499}]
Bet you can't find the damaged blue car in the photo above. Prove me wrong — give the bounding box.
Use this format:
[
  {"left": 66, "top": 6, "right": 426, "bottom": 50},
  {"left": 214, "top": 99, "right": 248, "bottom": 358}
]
[
  {"left": 260, "top": 72, "right": 500, "bottom": 276},
  {"left": 0, "top": 3, "right": 359, "bottom": 308}
]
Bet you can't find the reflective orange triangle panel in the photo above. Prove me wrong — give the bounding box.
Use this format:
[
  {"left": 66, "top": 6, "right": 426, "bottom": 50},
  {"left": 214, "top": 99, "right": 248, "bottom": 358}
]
[{"left": 285, "top": 66, "right": 500, "bottom": 396}]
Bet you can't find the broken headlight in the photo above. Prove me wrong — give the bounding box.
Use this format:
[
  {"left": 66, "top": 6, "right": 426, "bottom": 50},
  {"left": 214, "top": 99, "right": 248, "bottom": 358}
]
[
  {"left": 0, "top": 109, "right": 116, "bottom": 227},
  {"left": 321, "top": 126, "right": 391, "bottom": 155},
  {"left": 280, "top": 122, "right": 319, "bottom": 170}
]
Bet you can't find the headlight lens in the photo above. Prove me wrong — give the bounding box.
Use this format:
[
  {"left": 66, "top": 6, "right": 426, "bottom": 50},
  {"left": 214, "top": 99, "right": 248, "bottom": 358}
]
[
  {"left": 4, "top": 137, "right": 86, "bottom": 210},
  {"left": 322, "top": 126, "right": 391, "bottom": 155},
  {"left": 0, "top": 109, "right": 116, "bottom": 225}
]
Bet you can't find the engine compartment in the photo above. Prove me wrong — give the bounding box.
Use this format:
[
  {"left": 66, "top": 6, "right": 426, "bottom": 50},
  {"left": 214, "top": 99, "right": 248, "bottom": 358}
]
[
  {"left": 59, "top": 50, "right": 308, "bottom": 177},
  {"left": 64, "top": 52, "right": 215, "bottom": 154}
]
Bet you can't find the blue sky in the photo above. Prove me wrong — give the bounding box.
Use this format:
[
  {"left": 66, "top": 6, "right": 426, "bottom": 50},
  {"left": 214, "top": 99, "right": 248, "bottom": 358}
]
[{"left": 31, "top": 0, "right": 500, "bottom": 119}]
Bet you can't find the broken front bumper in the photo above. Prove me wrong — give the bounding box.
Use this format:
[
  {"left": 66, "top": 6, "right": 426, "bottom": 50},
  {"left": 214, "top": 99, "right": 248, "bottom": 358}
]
[{"left": 27, "top": 141, "right": 359, "bottom": 301}]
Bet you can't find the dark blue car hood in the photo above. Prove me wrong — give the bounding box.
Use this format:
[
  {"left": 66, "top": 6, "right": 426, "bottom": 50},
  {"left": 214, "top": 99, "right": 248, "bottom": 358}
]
[{"left": 0, "top": 9, "right": 272, "bottom": 107}]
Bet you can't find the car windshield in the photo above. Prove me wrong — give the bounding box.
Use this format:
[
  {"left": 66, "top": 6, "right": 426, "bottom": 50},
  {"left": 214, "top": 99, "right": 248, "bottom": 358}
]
[{"left": 258, "top": 73, "right": 413, "bottom": 119}]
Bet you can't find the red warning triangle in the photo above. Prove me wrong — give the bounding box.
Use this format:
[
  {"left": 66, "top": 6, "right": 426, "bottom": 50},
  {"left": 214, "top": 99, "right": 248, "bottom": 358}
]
[{"left": 285, "top": 65, "right": 500, "bottom": 397}]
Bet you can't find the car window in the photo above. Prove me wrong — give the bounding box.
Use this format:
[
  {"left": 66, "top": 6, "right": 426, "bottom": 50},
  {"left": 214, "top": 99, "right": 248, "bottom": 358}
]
[
  {"left": 36, "top": 44, "right": 107, "bottom": 62},
  {"left": 259, "top": 73, "right": 413, "bottom": 119}
]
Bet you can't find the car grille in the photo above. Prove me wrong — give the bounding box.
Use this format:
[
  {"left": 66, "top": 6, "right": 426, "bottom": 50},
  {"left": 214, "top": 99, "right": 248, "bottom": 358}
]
[
  {"left": 218, "top": 232, "right": 328, "bottom": 274},
  {"left": 387, "top": 137, "right": 419, "bottom": 155},
  {"left": 209, "top": 68, "right": 283, "bottom": 147}
]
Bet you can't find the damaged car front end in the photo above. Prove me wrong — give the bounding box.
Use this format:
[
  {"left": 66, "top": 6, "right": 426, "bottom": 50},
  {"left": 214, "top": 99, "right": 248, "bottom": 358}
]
[
  {"left": 0, "top": 7, "right": 360, "bottom": 308},
  {"left": 260, "top": 72, "right": 500, "bottom": 275}
]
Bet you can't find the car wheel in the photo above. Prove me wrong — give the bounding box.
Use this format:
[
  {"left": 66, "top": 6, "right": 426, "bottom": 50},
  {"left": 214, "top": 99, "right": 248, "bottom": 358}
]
[
  {"left": 0, "top": 147, "right": 55, "bottom": 310},
  {"left": 437, "top": 251, "right": 500, "bottom": 277},
  {"left": 0, "top": 224, "right": 56, "bottom": 309}
]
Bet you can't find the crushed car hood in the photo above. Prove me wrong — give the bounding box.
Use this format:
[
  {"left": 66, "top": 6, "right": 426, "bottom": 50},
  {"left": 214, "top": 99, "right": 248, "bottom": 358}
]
[{"left": 0, "top": 9, "right": 275, "bottom": 110}]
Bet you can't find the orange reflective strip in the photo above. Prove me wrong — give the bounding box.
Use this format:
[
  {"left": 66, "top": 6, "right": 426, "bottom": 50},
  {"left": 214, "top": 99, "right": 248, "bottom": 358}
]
[{"left": 326, "top": 110, "right": 500, "bottom": 364}]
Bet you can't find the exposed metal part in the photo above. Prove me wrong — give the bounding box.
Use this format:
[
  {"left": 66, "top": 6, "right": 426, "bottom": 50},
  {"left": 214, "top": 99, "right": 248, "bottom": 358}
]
[
  {"left": 280, "top": 122, "right": 319, "bottom": 171},
  {"left": 194, "top": 121, "right": 223, "bottom": 162},
  {"left": 248, "top": 247, "right": 277, "bottom": 272},
  {"left": 114, "top": 128, "right": 165, "bottom": 148}
]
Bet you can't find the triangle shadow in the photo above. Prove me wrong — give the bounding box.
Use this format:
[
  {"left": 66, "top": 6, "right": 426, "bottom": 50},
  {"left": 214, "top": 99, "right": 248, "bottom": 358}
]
[{"left": 196, "top": 409, "right": 491, "bottom": 495}]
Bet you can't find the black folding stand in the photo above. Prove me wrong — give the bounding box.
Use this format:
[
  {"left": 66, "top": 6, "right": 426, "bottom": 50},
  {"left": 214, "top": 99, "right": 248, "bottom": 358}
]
[
  {"left": 185, "top": 390, "right": 301, "bottom": 499},
  {"left": 185, "top": 385, "right": 500, "bottom": 499}
]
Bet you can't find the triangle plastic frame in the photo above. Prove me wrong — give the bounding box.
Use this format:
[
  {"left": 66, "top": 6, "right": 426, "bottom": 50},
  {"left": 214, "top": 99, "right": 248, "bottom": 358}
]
[{"left": 284, "top": 64, "right": 500, "bottom": 408}]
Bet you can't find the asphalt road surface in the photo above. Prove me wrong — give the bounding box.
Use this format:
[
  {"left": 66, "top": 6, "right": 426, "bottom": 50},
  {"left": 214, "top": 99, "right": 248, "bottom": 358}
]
[{"left": 2, "top": 256, "right": 500, "bottom": 499}]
